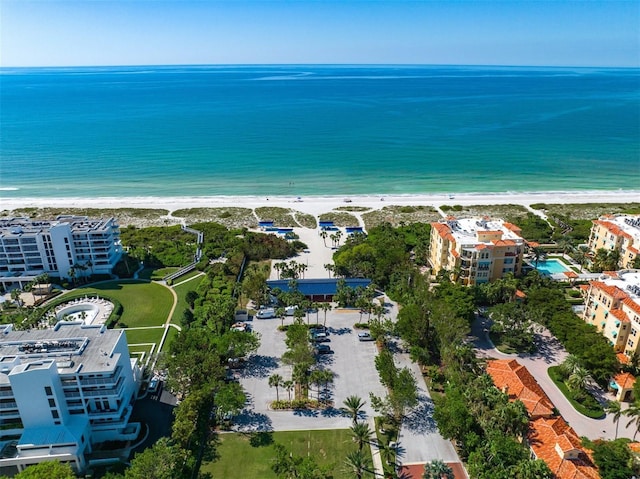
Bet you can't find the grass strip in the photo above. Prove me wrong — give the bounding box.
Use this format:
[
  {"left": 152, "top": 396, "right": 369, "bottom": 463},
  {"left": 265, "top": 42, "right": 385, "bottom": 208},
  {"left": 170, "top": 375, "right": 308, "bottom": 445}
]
[{"left": 547, "top": 366, "right": 605, "bottom": 419}]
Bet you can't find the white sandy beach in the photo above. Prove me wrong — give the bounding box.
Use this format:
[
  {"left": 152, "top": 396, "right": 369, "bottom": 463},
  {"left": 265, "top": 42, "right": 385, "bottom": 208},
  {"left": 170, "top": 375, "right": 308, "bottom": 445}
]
[{"left": 2, "top": 190, "right": 638, "bottom": 217}]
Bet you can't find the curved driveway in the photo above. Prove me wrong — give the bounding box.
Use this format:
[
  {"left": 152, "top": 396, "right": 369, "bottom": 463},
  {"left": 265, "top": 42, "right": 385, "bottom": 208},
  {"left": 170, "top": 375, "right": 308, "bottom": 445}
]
[{"left": 472, "top": 315, "right": 633, "bottom": 440}]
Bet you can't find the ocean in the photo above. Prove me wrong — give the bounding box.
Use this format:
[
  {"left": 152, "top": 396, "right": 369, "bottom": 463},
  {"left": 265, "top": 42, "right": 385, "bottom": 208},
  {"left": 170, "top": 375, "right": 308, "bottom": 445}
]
[{"left": 0, "top": 65, "right": 638, "bottom": 198}]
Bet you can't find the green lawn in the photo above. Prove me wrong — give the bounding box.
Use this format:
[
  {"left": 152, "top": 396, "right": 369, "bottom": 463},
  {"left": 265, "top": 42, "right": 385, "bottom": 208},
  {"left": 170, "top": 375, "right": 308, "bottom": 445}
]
[
  {"left": 136, "top": 267, "right": 180, "bottom": 281},
  {"left": 201, "top": 430, "right": 367, "bottom": 479},
  {"left": 171, "top": 274, "right": 204, "bottom": 323},
  {"left": 162, "top": 326, "right": 179, "bottom": 351},
  {"left": 123, "top": 327, "right": 165, "bottom": 346},
  {"left": 62, "top": 280, "right": 174, "bottom": 328},
  {"left": 547, "top": 366, "right": 605, "bottom": 419},
  {"left": 171, "top": 269, "right": 203, "bottom": 284}
]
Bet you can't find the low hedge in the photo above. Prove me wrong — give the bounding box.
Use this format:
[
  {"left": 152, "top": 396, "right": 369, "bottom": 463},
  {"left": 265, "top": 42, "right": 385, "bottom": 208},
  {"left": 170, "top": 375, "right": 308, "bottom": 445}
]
[
  {"left": 547, "top": 366, "right": 605, "bottom": 419},
  {"left": 270, "top": 399, "right": 323, "bottom": 410}
]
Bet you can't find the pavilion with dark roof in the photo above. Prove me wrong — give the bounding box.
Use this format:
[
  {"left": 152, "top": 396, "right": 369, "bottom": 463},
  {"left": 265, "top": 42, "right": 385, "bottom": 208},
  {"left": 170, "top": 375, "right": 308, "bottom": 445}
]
[{"left": 266, "top": 278, "right": 372, "bottom": 302}]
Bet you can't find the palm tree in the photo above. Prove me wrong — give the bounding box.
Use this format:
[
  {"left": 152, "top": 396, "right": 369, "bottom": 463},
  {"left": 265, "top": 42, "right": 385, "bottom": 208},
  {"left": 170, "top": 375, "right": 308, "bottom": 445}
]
[
  {"left": 625, "top": 400, "right": 640, "bottom": 440},
  {"left": 309, "top": 370, "right": 324, "bottom": 402},
  {"left": 423, "top": 459, "right": 454, "bottom": 479},
  {"left": 342, "top": 395, "right": 366, "bottom": 426},
  {"left": 605, "top": 400, "right": 623, "bottom": 440},
  {"left": 273, "top": 262, "right": 283, "bottom": 279},
  {"left": 10, "top": 288, "right": 22, "bottom": 308},
  {"left": 324, "top": 263, "right": 334, "bottom": 278},
  {"left": 344, "top": 450, "right": 372, "bottom": 479},
  {"left": 320, "top": 230, "right": 328, "bottom": 247},
  {"left": 531, "top": 246, "right": 547, "bottom": 268},
  {"left": 350, "top": 422, "right": 373, "bottom": 452},
  {"left": 567, "top": 367, "right": 591, "bottom": 393},
  {"left": 276, "top": 307, "right": 286, "bottom": 328},
  {"left": 560, "top": 354, "right": 582, "bottom": 379},
  {"left": 319, "top": 370, "right": 334, "bottom": 404},
  {"left": 283, "top": 380, "right": 294, "bottom": 402},
  {"left": 320, "top": 302, "right": 332, "bottom": 327},
  {"left": 269, "top": 374, "right": 283, "bottom": 402}
]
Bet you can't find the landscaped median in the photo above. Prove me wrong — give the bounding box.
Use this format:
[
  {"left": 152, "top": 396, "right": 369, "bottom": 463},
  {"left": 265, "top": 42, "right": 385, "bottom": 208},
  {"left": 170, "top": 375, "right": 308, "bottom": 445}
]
[{"left": 547, "top": 366, "right": 605, "bottom": 419}]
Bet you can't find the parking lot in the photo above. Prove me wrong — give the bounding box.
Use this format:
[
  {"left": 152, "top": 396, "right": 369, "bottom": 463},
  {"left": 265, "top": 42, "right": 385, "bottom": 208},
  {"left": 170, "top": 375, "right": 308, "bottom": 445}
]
[{"left": 234, "top": 307, "right": 387, "bottom": 432}]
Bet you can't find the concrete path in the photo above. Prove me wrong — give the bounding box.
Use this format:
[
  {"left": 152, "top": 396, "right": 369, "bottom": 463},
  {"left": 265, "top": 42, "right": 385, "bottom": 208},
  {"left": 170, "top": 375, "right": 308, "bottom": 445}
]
[{"left": 471, "top": 315, "right": 634, "bottom": 440}]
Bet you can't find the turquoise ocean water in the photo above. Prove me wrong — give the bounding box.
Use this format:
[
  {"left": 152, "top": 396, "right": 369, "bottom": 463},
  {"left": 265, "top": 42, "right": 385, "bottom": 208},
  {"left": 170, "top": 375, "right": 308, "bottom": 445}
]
[{"left": 0, "top": 65, "right": 638, "bottom": 198}]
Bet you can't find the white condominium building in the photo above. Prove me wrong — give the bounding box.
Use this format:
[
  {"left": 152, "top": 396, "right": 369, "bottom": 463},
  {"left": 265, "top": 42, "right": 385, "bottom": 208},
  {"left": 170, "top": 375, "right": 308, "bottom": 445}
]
[
  {"left": 0, "top": 216, "right": 122, "bottom": 287},
  {"left": 429, "top": 217, "right": 525, "bottom": 285},
  {"left": 0, "top": 322, "right": 141, "bottom": 474}
]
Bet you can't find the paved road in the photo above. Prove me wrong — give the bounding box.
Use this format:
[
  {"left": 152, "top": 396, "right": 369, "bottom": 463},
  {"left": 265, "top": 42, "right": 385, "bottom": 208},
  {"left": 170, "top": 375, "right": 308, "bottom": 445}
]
[
  {"left": 393, "top": 342, "right": 460, "bottom": 465},
  {"left": 472, "top": 314, "right": 634, "bottom": 440},
  {"left": 234, "top": 308, "right": 387, "bottom": 432}
]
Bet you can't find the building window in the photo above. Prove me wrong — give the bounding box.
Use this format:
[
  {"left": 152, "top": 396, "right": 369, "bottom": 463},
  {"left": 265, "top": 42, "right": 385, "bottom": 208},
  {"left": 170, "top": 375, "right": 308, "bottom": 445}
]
[
  {"left": 48, "top": 398, "right": 56, "bottom": 408},
  {"left": 51, "top": 410, "right": 59, "bottom": 419},
  {"left": 44, "top": 386, "right": 52, "bottom": 396}
]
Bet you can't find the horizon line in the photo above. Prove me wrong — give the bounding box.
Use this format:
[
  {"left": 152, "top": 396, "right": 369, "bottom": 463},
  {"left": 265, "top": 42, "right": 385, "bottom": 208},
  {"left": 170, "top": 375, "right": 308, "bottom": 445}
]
[{"left": 1, "top": 62, "right": 639, "bottom": 70}]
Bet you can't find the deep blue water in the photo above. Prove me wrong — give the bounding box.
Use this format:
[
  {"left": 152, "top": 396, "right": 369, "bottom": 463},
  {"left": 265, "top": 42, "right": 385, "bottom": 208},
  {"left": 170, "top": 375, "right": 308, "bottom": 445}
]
[{"left": 0, "top": 65, "right": 638, "bottom": 198}]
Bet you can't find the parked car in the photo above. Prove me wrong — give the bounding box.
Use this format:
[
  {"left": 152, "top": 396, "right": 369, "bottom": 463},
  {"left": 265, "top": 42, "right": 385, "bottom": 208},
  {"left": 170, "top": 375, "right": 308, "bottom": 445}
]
[
  {"left": 310, "top": 332, "right": 330, "bottom": 342},
  {"left": 256, "top": 308, "right": 276, "bottom": 319},
  {"left": 148, "top": 377, "right": 160, "bottom": 393},
  {"left": 284, "top": 305, "right": 298, "bottom": 316},
  {"left": 230, "top": 322, "right": 250, "bottom": 332},
  {"left": 358, "top": 332, "right": 374, "bottom": 342},
  {"left": 315, "top": 344, "right": 332, "bottom": 354}
]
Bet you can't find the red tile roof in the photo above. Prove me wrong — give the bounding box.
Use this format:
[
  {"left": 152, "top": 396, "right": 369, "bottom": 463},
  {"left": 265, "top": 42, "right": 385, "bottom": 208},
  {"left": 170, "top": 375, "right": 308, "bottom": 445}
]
[
  {"left": 486, "top": 360, "right": 554, "bottom": 418},
  {"left": 487, "top": 360, "right": 600, "bottom": 479},
  {"left": 503, "top": 222, "right": 522, "bottom": 233},
  {"left": 617, "top": 352, "right": 630, "bottom": 365},
  {"left": 589, "top": 281, "right": 628, "bottom": 301},
  {"left": 623, "top": 297, "right": 640, "bottom": 316},
  {"left": 529, "top": 417, "right": 600, "bottom": 479},
  {"left": 515, "top": 289, "right": 527, "bottom": 298},
  {"left": 614, "top": 372, "right": 636, "bottom": 390},
  {"left": 610, "top": 308, "right": 630, "bottom": 323},
  {"left": 493, "top": 239, "right": 516, "bottom": 246},
  {"left": 594, "top": 220, "right": 632, "bottom": 240}
]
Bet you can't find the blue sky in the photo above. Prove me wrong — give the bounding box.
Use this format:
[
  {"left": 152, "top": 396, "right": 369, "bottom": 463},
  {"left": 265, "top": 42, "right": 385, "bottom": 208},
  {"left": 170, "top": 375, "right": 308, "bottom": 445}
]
[{"left": 1, "top": 1, "right": 639, "bottom": 67}]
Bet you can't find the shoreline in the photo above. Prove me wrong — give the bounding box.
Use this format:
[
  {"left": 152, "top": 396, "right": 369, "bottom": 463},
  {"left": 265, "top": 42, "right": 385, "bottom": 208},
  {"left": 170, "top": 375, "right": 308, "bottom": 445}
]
[{"left": 1, "top": 190, "right": 638, "bottom": 217}]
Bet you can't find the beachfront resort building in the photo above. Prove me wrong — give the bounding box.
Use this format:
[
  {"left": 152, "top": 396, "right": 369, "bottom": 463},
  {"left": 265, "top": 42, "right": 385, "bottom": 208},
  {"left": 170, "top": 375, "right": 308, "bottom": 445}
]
[
  {"left": 486, "top": 359, "right": 599, "bottom": 479},
  {"left": 582, "top": 270, "right": 640, "bottom": 360},
  {"left": 0, "top": 216, "right": 122, "bottom": 288},
  {"left": 0, "top": 321, "right": 141, "bottom": 474},
  {"left": 588, "top": 215, "right": 640, "bottom": 270},
  {"left": 429, "top": 217, "right": 525, "bottom": 286}
]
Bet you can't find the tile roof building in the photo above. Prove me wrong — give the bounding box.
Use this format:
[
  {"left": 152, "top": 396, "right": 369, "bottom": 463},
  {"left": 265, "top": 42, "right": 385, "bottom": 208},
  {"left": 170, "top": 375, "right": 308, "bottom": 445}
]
[
  {"left": 588, "top": 215, "right": 640, "bottom": 270},
  {"left": 582, "top": 271, "right": 640, "bottom": 361},
  {"left": 0, "top": 216, "right": 122, "bottom": 288},
  {"left": 486, "top": 359, "right": 600, "bottom": 479},
  {"left": 429, "top": 218, "right": 525, "bottom": 286},
  {"left": 0, "top": 322, "right": 141, "bottom": 474}
]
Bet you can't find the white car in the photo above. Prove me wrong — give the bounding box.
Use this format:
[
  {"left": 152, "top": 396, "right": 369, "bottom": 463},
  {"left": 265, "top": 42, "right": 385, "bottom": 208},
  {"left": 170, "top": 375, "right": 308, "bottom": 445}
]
[
  {"left": 284, "top": 305, "right": 298, "bottom": 316},
  {"left": 358, "top": 332, "right": 374, "bottom": 342},
  {"left": 256, "top": 308, "right": 275, "bottom": 319}
]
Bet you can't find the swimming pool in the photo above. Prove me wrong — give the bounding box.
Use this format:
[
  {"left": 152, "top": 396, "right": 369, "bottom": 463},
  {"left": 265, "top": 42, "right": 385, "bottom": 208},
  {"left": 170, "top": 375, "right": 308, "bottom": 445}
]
[{"left": 534, "top": 258, "right": 571, "bottom": 275}]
